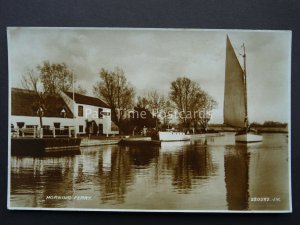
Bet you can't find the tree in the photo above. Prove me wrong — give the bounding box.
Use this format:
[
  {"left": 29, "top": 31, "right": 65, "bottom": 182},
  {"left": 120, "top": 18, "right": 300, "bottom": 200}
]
[
  {"left": 20, "top": 69, "right": 46, "bottom": 130},
  {"left": 169, "top": 77, "right": 217, "bottom": 131},
  {"left": 93, "top": 67, "right": 135, "bottom": 131},
  {"left": 137, "top": 90, "right": 174, "bottom": 128},
  {"left": 76, "top": 84, "right": 87, "bottom": 95},
  {"left": 197, "top": 92, "right": 217, "bottom": 131},
  {"left": 130, "top": 105, "right": 157, "bottom": 132},
  {"left": 37, "top": 61, "right": 73, "bottom": 95},
  {"left": 21, "top": 68, "right": 40, "bottom": 92},
  {"left": 137, "top": 90, "right": 163, "bottom": 110},
  {"left": 20, "top": 62, "right": 76, "bottom": 131}
]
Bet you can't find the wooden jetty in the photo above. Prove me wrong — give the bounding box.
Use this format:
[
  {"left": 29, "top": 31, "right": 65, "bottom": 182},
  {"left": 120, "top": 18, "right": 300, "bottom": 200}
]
[
  {"left": 119, "top": 137, "right": 161, "bottom": 146},
  {"left": 80, "top": 138, "right": 120, "bottom": 147},
  {"left": 11, "top": 138, "right": 81, "bottom": 156}
]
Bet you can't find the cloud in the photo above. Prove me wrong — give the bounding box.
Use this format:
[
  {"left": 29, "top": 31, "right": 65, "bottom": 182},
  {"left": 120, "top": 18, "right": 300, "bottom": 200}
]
[{"left": 8, "top": 28, "right": 291, "bottom": 123}]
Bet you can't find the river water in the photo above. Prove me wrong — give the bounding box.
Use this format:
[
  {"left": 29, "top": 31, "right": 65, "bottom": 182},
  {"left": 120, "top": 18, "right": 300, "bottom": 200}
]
[{"left": 9, "top": 133, "right": 290, "bottom": 211}]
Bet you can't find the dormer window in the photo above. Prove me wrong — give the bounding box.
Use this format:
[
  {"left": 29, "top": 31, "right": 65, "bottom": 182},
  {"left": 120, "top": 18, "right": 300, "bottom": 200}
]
[
  {"left": 60, "top": 108, "right": 66, "bottom": 118},
  {"left": 17, "top": 122, "right": 25, "bottom": 128}
]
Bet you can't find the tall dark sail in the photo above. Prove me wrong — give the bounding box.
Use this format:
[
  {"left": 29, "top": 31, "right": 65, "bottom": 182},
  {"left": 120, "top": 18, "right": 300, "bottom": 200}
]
[{"left": 224, "top": 36, "right": 247, "bottom": 128}]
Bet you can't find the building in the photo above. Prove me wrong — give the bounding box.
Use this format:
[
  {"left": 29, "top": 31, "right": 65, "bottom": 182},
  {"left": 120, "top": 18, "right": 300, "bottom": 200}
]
[
  {"left": 61, "top": 91, "right": 119, "bottom": 135},
  {"left": 10, "top": 88, "right": 119, "bottom": 136}
]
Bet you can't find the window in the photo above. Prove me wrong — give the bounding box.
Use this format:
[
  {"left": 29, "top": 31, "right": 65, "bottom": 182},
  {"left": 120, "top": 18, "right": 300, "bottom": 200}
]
[
  {"left": 43, "top": 125, "right": 50, "bottom": 130},
  {"left": 16, "top": 122, "right": 25, "bottom": 128},
  {"left": 79, "top": 125, "right": 84, "bottom": 133},
  {"left": 54, "top": 123, "right": 60, "bottom": 128},
  {"left": 98, "top": 124, "right": 103, "bottom": 134},
  {"left": 26, "top": 125, "right": 37, "bottom": 128},
  {"left": 98, "top": 108, "right": 103, "bottom": 118},
  {"left": 78, "top": 105, "right": 83, "bottom": 117}
]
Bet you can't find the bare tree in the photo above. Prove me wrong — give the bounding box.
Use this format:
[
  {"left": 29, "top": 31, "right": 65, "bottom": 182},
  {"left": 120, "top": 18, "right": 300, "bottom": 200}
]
[
  {"left": 20, "top": 62, "right": 77, "bottom": 130},
  {"left": 93, "top": 67, "right": 135, "bottom": 130},
  {"left": 137, "top": 96, "right": 149, "bottom": 108},
  {"left": 169, "top": 77, "right": 217, "bottom": 131},
  {"left": 137, "top": 90, "right": 174, "bottom": 128},
  {"left": 20, "top": 69, "right": 45, "bottom": 129},
  {"left": 21, "top": 69, "right": 40, "bottom": 92},
  {"left": 196, "top": 91, "right": 217, "bottom": 131},
  {"left": 37, "top": 61, "right": 73, "bottom": 95},
  {"left": 76, "top": 84, "right": 87, "bottom": 95},
  {"left": 137, "top": 90, "right": 162, "bottom": 111}
]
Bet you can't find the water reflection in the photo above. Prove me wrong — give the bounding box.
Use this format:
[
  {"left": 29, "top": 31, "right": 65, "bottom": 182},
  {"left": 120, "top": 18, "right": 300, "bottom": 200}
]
[
  {"left": 10, "top": 133, "right": 290, "bottom": 211},
  {"left": 97, "top": 146, "right": 134, "bottom": 204},
  {"left": 129, "top": 146, "right": 159, "bottom": 168},
  {"left": 160, "top": 141, "right": 217, "bottom": 194},
  {"left": 224, "top": 144, "right": 249, "bottom": 210},
  {"left": 11, "top": 156, "right": 77, "bottom": 208}
]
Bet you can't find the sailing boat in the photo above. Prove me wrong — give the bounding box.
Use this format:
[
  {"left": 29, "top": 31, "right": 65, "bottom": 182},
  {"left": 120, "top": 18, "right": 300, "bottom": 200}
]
[{"left": 224, "top": 36, "right": 262, "bottom": 143}]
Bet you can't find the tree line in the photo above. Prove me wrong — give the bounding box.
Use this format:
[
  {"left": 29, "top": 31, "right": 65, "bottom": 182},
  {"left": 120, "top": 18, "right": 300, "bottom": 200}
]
[
  {"left": 92, "top": 67, "right": 217, "bottom": 134},
  {"left": 21, "top": 62, "right": 217, "bottom": 134}
]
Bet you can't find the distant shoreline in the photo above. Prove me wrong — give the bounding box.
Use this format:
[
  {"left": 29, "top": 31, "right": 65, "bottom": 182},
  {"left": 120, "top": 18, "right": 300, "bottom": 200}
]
[{"left": 208, "top": 124, "right": 288, "bottom": 133}]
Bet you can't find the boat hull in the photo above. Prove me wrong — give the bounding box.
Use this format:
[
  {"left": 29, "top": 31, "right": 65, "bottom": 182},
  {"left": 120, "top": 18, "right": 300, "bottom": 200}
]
[
  {"left": 235, "top": 133, "right": 263, "bottom": 143},
  {"left": 11, "top": 138, "right": 81, "bottom": 156},
  {"left": 158, "top": 131, "right": 190, "bottom": 142}
]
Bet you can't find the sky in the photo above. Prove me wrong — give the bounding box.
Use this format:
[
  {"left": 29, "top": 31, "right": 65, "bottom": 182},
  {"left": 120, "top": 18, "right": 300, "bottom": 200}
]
[{"left": 7, "top": 28, "right": 291, "bottom": 123}]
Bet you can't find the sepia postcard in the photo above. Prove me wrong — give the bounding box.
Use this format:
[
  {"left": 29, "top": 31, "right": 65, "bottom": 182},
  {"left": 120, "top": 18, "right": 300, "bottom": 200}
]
[{"left": 7, "top": 27, "right": 292, "bottom": 212}]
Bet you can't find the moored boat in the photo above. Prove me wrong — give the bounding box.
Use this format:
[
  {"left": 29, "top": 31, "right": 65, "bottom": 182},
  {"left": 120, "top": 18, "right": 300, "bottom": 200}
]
[
  {"left": 235, "top": 131, "right": 263, "bottom": 143},
  {"left": 158, "top": 131, "right": 190, "bottom": 142},
  {"left": 224, "top": 36, "right": 262, "bottom": 143}
]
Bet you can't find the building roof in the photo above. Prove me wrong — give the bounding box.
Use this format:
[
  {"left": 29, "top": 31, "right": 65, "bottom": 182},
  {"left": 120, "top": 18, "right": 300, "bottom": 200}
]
[
  {"left": 64, "top": 91, "right": 110, "bottom": 108},
  {"left": 11, "top": 88, "right": 74, "bottom": 118}
]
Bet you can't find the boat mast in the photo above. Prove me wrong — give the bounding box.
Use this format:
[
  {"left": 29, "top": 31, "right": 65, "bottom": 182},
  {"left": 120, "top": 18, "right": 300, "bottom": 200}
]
[{"left": 242, "top": 43, "right": 249, "bottom": 129}]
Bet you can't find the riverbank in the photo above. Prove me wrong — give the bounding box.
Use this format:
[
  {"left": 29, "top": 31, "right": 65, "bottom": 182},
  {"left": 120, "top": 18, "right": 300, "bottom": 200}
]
[
  {"left": 80, "top": 135, "right": 150, "bottom": 147},
  {"left": 80, "top": 138, "right": 120, "bottom": 147},
  {"left": 119, "top": 137, "right": 161, "bottom": 146},
  {"left": 208, "top": 125, "right": 288, "bottom": 133},
  {"left": 11, "top": 138, "right": 81, "bottom": 156}
]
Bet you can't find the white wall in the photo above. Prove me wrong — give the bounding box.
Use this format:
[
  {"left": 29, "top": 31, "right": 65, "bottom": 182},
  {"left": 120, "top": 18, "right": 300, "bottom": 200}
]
[
  {"left": 11, "top": 116, "right": 75, "bottom": 128},
  {"left": 10, "top": 115, "right": 117, "bottom": 135},
  {"left": 75, "top": 105, "right": 113, "bottom": 135},
  {"left": 60, "top": 92, "right": 117, "bottom": 135}
]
